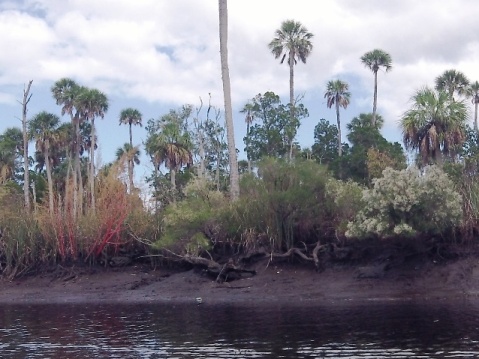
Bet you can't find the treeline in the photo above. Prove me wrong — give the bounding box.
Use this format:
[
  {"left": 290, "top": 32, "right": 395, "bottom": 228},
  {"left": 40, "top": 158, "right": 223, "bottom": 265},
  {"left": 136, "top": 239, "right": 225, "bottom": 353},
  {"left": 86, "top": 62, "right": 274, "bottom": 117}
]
[{"left": 1, "top": 18, "right": 479, "bottom": 278}]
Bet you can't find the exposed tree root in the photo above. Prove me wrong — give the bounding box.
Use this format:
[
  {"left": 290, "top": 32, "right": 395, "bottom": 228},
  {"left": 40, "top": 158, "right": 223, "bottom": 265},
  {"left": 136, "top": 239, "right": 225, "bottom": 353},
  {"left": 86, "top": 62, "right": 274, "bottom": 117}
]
[{"left": 182, "top": 254, "right": 256, "bottom": 283}]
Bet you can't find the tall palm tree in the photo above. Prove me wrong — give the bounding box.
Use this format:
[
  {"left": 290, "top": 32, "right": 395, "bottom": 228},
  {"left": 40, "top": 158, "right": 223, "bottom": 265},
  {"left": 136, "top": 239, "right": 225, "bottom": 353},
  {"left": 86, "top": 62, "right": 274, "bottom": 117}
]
[
  {"left": 119, "top": 108, "right": 143, "bottom": 148},
  {"left": 360, "top": 49, "right": 392, "bottom": 126},
  {"left": 116, "top": 143, "right": 140, "bottom": 193},
  {"left": 324, "top": 80, "right": 351, "bottom": 156},
  {"left": 119, "top": 108, "right": 142, "bottom": 193},
  {"left": 75, "top": 87, "right": 109, "bottom": 211},
  {"left": 435, "top": 69, "right": 470, "bottom": 101},
  {"left": 28, "top": 111, "right": 60, "bottom": 214},
  {"left": 401, "top": 87, "right": 468, "bottom": 165},
  {"left": 51, "top": 78, "right": 81, "bottom": 216},
  {"left": 268, "top": 19, "right": 314, "bottom": 113},
  {"left": 468, "top": 81, "right": 479, "bottom": 132},
  {"left": 219, "top": 0, "right": 240, "bottom": 200}
]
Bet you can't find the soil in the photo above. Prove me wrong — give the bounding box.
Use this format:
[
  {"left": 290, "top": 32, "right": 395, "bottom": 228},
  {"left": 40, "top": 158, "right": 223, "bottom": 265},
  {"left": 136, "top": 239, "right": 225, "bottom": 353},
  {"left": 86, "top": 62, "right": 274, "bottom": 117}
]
[{"left": 1, "top": 255, "right": 479, "bottom": 306}]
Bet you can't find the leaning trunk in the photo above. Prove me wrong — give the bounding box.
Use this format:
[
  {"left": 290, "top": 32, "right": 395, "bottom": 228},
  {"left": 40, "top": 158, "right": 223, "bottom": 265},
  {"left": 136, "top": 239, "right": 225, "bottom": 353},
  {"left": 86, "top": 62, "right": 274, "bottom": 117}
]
[{"left": 219, "top": 0, "right": 239, "bottom": 201}]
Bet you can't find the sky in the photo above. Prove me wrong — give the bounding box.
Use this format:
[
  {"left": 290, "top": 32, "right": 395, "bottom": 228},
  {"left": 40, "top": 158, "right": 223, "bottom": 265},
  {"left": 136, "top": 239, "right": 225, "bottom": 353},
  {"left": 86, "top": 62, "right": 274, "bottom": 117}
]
[{"left": 1, "top": 0, "right": 479, "bottom": 189}]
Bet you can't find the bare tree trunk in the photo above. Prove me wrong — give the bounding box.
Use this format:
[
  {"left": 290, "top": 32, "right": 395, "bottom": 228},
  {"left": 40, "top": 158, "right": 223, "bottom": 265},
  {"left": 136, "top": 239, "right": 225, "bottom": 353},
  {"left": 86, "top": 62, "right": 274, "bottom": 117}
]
[
  {"left": 170, "top": 168, "right": 176, "bottom": 189},
  {"left": 73, "top": 115, "right": 80, "bottom": 218},
  {"left": 336, "top": 101, "right": 342, "bottom": 157},
  {"left": 44, "top": 143, "right": 55, "bottom": 215},
  {"left": 128, "top": 123, "right": 134, "bottom": 193},
  {"left": 22, "top": 80, "right": 33, "bottom": 212},
  {"left": 372, "top": 70, "right": 378, "bottom": 126},
  {"left": 475, "top": 100, "right": 478, "bottom": 133},
  {"left": 90, "top": 119, "right": 96, "bottom": 212},
  {"left": 218, "top": 0, "right": 239, "bottom": 201}
]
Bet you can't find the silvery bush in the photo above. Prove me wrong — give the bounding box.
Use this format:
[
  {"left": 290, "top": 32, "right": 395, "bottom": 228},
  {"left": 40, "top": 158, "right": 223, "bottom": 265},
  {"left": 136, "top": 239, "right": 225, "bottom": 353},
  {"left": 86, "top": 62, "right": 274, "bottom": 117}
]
[{"left": 346, "top": 165, "right": 463, "bottom": 238}]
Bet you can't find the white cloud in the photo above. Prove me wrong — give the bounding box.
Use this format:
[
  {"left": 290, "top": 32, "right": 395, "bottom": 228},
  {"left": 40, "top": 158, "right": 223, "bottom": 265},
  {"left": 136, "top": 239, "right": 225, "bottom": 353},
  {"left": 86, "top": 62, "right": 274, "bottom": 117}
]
[{"left": 0, "top": 0, "right": 478, "bottom": 165}]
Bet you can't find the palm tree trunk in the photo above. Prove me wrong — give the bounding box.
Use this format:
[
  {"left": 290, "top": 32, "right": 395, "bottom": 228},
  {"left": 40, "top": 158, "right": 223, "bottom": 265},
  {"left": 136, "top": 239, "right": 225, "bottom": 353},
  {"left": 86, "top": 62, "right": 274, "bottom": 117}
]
[
  {"left": 246, "top": 122, "right": 251, "bottom": 174},
  {"left": 289, "top": 51, "right": 295, "bottom": 161},
  {"left": 128, "top": 123, "right": 134, "bottom": 192},
  {"left": 475, "top": 100, "right": 478, "bottom": 133},
  {"left": 336, "top": 101, "right": 342, "bottom": 157},
  {"left": 90, "top": 119, "right": 96, "bottom": 212},
  {"left": 219, "top": 0, "right": 239, "bottom": 201},
  {"left": 128, "top": 155, "right": 134, "bottom": 194},
  {"left": 372, "top": 70, "right": 378, "bottom": 126},
  {"left": 22, "top": 80, "right": 33, "bottom": 212},
  {"left": 44, "top": 143, "right": 54, "bottom": 215},
  {"left": 73, "top": 116, "right": 80, "bottom": 218},
  {"left": 170, "top": 168, "right": 176, "bottom": 189}
]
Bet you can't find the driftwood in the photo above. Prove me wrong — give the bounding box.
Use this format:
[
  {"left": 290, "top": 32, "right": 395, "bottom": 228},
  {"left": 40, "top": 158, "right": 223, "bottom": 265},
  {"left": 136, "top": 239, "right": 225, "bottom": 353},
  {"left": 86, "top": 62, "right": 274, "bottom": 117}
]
[{"left": 182, "top": 254, "right": 256, "bottom": 283}]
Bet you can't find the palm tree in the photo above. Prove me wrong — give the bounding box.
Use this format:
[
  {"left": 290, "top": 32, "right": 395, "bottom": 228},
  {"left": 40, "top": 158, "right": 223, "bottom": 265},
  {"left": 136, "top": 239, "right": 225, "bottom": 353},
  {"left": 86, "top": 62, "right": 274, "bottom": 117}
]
[
  {"left": 401, "top": 87, "right": 468, "bottom": 165},
  {"left": 435, "top": 69, "right": 470, "bottom": 100},
  {"left": 360, "top": 49, "right": 392, "bottom": 126},
  {"left": 51, "top": 78, "right": 81, "bottom": 216},
  {"left": 324, "top": 80, "right": 351, "bottom": 156},
  {"left": 468, "top": 81, "right": 479, "bottom": 132},
  {"left": 116, "top": 143, "right": 140, "bottom": 193},
  {"left": 119, "top": 108, "right": 142, "bottom": 193},
  {"left": 119, "top": 108, "right": 143, "bottom": 148},
  {"left": 219, "top": 0, "right": 240, "bottom": 200},
  {"left": 75, "top": 87, "right": 109, "bottom": 211},
  {"left": 28, "top": 111, "right": 60, "bottom": 214},
  {"left": 268, "top": 19, "right": 314, "bottom": 112},
  {"left": 146, "top": 135, "right": 189, "bottom": 189}
]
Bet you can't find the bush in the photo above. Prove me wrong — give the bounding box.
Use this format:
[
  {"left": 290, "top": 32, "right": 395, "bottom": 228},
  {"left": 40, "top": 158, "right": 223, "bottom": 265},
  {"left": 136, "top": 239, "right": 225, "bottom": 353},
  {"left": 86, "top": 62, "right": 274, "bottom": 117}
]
[
  {"left": 154, "top": 178, "right": 227, "bottom": 255},
  {"left": 346, "top": 166, "right": 462, "bottom": 238},
  {"left": 234, "top": 158, "right": 333, "bottom": 250},
  {"left": 325, "top": 178, "right": 364, "bottom": 236}
]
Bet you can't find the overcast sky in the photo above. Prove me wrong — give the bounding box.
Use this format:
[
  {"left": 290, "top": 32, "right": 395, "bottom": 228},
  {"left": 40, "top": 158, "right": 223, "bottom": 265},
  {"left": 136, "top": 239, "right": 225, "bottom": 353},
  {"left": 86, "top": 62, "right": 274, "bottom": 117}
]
[{"left": 1, "top": 0, "right": 479, "bottom": 185}]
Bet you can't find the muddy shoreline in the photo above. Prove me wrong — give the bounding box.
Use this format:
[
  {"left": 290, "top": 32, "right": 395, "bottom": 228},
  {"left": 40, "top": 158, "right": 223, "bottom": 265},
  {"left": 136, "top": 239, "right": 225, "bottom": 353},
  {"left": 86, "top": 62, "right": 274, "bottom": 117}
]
[{"left": 0, "top": 257, "right": 478, "bottom": 306}]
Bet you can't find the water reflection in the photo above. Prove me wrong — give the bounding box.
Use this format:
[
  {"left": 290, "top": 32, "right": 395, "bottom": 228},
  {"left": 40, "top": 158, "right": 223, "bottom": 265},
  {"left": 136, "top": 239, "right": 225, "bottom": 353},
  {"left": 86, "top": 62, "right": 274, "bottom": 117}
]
[{"left": 0, "top": 300, "right": 479, "bottom": 358}]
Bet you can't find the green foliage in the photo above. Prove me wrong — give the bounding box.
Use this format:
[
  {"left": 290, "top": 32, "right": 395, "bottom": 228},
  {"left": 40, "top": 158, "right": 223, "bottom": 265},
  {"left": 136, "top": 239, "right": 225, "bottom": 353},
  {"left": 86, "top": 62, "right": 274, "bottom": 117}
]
[
  {"left": 312, "top": 118, "right": 341, "bottom": 164},
  {"left": 325, "top": 178, "right": 364, "bottom": 235},
  {"left": 242, "top": 92, "right": 308, "bottom": 161},
  {"left": 235, "top": 158, "right": 332, "bottom": 250},
  {"left": 347, "top": 166, "right": 463, "bottom": 238},
  {"left": 0, "top": 186, "right": 43, "bottom": 277},
  {"left": 341, "top": 113, "right": 406, "bottom": 183},
  {"left": 154, "top": 178, "right": 226, "bottom": 254}
]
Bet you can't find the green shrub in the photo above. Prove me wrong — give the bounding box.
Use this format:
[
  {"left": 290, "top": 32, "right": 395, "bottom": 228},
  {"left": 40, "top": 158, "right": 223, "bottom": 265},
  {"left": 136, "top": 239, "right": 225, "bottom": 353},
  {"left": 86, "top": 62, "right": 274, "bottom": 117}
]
[
  {"left": 154, "top": 178, "right": 226, "bottom": 254},
  {"left": 234, "top": 158, "right": 332, "bottom": 250},
  {"left": 346, "top": 165, "right": 462, "bottom": 238},
  {"left": 325, "top": 178, "right": 364, "bottom": 236}
]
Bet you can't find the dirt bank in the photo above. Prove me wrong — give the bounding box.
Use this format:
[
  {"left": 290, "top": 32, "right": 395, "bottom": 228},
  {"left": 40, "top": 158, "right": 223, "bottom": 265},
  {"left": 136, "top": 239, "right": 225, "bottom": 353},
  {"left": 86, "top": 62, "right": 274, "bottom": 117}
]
[{"left": 1, "top": 256, "right": 479, "bottom": 306}]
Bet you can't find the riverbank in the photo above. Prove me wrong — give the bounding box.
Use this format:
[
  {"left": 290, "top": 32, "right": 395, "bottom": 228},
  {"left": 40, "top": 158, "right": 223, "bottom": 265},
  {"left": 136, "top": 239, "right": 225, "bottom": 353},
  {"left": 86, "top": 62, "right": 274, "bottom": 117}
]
[{"left": 0, "top": 256, "right": 478, "bottom": 306}]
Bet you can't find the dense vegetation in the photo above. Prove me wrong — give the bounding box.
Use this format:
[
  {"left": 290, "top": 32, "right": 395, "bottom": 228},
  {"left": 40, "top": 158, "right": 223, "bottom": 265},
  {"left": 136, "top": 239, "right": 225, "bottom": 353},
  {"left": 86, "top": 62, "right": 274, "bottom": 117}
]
[{"left": 1, "top": 19, "right": 479, "bottom": 280}]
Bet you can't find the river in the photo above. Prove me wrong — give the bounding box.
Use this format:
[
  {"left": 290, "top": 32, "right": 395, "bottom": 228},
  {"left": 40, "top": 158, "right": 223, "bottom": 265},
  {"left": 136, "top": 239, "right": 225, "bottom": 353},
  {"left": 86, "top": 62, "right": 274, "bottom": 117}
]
[{"left": 1, "top": 300, "right": 478, "bottom": 358}]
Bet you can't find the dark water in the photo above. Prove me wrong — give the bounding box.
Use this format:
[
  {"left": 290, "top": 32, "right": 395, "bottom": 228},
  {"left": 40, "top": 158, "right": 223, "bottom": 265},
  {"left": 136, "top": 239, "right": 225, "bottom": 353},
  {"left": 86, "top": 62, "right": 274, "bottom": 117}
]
[{"left": 1, "top": 300, "right": 479, "bottom": 358}]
